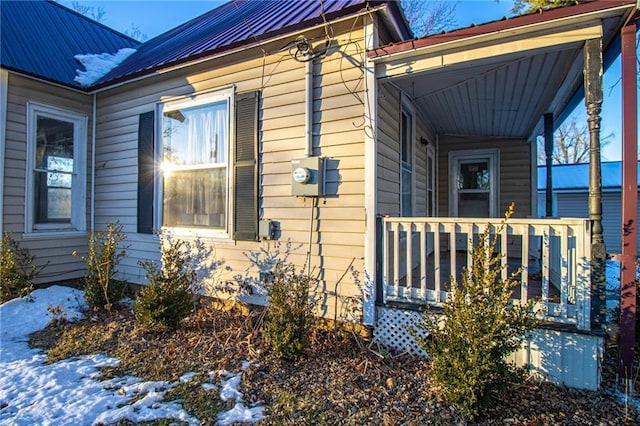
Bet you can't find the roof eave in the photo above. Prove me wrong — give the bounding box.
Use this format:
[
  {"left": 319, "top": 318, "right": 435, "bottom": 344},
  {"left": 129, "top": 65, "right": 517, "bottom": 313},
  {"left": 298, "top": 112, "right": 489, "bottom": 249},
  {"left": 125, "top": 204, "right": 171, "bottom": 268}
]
[
  {"left": 368, "top": 0, "right": 637, "bottom": 61},
  {"left": 1, "top": 66, "right": 89, "bottom": 94}
]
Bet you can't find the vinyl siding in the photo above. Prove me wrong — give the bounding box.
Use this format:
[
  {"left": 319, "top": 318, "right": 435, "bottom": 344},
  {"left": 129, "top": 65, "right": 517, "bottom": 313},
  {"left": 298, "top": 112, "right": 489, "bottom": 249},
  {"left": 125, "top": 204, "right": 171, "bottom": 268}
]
[
  {"left": 376, "top": 81, "right": 434, "bottom": 217},
  {"left": 437, "top": 135, "right": 532, "bottom": 218},
  {"left": 94, "top": 22, "right": 368, "bottom": 319},
  {"left": 3, "top": 73, "right": 92, "bottom": 283}
]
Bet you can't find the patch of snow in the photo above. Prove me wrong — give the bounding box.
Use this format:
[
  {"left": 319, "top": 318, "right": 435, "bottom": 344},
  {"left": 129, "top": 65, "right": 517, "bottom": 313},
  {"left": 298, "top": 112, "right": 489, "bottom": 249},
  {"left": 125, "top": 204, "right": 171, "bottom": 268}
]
[
  {"left": 180, "top": 371, "right": 199, "bottom": 383},
  {"left": 219, "top": 371, "right": 243, "bottom": 402},
  {"left": 74, "top": 48, "right": 136, "bottom": 87},
  {"left": 201, "top": 382, "right": 217, "bottom": 392},
  {"left": 216, "top": 365, "right": 265, "bottom": 425},
  {"left": 0, "top": 286, "right": 198, "bottom": 425},
  {"left": 0, "top": 285, "right": 85, "bottom": 363}
]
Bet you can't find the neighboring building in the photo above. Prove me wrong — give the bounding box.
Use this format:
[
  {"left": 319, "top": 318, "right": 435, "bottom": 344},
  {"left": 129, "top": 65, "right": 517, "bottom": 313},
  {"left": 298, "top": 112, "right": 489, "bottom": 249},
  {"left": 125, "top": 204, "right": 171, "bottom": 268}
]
[
  {"left": 538, "top": 161, "right": 640, "bottom": 254},
  {"left": 1, "top": 0, "right": 638, "bottom": 390}
]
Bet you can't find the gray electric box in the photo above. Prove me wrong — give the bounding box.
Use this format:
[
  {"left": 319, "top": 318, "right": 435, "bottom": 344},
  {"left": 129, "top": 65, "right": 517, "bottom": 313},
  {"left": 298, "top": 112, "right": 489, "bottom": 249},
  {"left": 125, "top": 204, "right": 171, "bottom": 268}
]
[{"left": 291, "top": 157, "right": 324, "bottom": 197}]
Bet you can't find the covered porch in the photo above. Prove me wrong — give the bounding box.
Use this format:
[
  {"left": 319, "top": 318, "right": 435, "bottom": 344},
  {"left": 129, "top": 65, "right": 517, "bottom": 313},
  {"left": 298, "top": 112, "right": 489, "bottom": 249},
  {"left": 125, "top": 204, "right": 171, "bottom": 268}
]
[{"left": 365, "top": 0, "right": 638, "bottom": 389}]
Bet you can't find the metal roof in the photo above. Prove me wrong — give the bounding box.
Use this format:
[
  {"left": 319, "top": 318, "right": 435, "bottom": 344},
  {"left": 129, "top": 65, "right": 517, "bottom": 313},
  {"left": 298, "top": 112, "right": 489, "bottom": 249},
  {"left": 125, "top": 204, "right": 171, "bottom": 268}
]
[
  {"left": 538, "top": 161, "right": 640, "bottom": 191},
  {"left": 0, "top": 0, "right": 139, "bottom": 89},
  {"left": 94, "top": 0, "right": 407, "bottom": 89}
]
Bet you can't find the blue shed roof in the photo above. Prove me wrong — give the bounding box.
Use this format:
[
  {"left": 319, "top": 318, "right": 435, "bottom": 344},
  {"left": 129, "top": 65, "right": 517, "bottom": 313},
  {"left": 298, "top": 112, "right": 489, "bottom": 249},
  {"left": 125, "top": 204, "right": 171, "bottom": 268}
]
[
  {"left": 538, "top": 161, "right": 640, "bottom": 191},
  {"left": 0, "top": 0, "right": 139, "bottom": 89},
  {"left": 95, "top": 0, "right": 407, "bottom": 88}
]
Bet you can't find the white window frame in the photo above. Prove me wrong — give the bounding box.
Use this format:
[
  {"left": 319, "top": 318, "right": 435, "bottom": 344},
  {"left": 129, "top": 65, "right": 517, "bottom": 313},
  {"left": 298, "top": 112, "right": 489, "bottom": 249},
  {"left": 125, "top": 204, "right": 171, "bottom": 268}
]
[
  {"left": 448, "top": 148, "right": 499, "bottom": 217},
  {"left": 400, "top": 97, "right": 415, "bottom": 217},
  {"left": 25, "top": 102, "right": 87, "bottom": 235},
  {"left": 156, "top": 87, "right": 235, "bottom": 240}
]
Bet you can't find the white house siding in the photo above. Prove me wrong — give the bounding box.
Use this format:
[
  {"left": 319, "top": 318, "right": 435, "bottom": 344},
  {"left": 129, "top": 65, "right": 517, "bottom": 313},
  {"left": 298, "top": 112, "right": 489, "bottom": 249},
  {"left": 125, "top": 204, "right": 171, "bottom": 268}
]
[
  {"left": 3, "top": 73, "right": 92, "bottom": 283},
  {"left": 437, "top": 136, "right": 532, "bottom": 218},
  {"left": 95, "top": 21, "right": 370, "bottom": 320},
  {"left": 538, "top": 191, "right": 640, "bottom": 254}
]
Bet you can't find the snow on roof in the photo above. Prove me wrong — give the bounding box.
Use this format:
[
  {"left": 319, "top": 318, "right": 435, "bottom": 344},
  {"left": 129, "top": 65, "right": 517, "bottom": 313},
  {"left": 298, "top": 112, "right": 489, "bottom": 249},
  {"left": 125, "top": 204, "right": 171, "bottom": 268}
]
[{"left": 74, "top": 48, "right": 137, "bottom": 87}]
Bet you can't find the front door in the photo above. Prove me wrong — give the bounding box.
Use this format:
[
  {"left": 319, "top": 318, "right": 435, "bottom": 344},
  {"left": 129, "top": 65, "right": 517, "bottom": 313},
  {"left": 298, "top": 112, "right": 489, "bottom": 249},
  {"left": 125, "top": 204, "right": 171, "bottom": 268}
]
[
  {"left": 449, "top": 149, "right": 499, "bottom": 250},
  {"left": 450, "top": 149, "right": 499, "bottom": 218}
]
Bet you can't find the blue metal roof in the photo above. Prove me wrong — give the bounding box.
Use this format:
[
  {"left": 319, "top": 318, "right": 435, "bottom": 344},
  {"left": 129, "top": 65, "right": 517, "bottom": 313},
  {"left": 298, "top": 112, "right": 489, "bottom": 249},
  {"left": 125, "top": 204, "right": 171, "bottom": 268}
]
[
  {"left": 538, "top": 161, "right": 640, "bottom": 190},
  {"left": 1, "top": 0, "right": 139, "bottom": 89},
  {"left": 95, "top": 0, "right": 406, "bottom": 88}
]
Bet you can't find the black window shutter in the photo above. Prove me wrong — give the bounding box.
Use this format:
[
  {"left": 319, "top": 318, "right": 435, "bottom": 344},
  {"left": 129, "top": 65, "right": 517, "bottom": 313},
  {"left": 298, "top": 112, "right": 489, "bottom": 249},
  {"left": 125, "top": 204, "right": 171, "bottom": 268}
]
[
  {"left": 234, "top": 91, "right": 259, "bottom": 241},
  {"left": 137, "top": 111, "right": 155, "bottom": 234}
]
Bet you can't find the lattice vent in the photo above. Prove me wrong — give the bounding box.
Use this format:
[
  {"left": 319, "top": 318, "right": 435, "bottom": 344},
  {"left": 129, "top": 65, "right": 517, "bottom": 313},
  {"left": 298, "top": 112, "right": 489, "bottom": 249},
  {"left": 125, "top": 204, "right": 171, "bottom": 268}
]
[{"left": 373, "top": 307, "right": 428, "bottom": 357}]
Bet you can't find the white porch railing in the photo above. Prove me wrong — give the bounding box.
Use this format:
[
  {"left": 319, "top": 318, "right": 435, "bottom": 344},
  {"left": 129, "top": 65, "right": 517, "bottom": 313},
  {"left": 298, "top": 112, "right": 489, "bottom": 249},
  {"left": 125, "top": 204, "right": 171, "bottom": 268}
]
[{"left": 380, "top": 217, "right": 592, "bottom": 331}]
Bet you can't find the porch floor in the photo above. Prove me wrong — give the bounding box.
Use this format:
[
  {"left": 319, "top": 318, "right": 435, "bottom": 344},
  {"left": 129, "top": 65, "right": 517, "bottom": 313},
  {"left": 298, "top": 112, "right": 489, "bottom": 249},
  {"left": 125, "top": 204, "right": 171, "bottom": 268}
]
[{"left": 398, "top": 250, "right": 561, "bottom": 302}]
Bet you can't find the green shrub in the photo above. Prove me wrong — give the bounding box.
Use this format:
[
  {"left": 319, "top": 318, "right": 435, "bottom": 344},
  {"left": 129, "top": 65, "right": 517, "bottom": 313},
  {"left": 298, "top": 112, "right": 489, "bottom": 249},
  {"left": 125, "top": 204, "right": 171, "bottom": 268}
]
[
  {"left": 264, "top": 263, "right": 317, "bottom": 360},
  {"left": 75, "top": 222, "right": 128, "bottom": 311},
  {"left": 410, "top": 204, "right": 538, "bottom": 419},
  {"left": 0, "top": 232, "right": 45, "bottom": 303},
  {"left": 135, "top": 234, "right": 214, "bottom": 332}
]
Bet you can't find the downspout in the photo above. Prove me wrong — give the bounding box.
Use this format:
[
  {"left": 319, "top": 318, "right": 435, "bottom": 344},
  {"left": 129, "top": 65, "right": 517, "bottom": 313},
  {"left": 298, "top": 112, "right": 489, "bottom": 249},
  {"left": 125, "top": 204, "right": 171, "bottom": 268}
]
[
  {"left": 91, "top": 93, "right": 96, "bottom": 232},
  {"left": 0, "top": 70, "right": 8, "bottom": 236},
  {"left": 305, "top": 58, "right": 313, "bottom": 157}
]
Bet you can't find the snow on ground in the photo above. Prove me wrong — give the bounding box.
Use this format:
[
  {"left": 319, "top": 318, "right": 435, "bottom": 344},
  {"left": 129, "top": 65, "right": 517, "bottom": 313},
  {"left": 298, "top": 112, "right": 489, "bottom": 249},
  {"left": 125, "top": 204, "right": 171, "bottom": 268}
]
[
  {"left": 0, "top": 286, "right": 264, "bottom": 425},
  {"left": 74, "top": 48, "right": 136, "bottom": 87}
]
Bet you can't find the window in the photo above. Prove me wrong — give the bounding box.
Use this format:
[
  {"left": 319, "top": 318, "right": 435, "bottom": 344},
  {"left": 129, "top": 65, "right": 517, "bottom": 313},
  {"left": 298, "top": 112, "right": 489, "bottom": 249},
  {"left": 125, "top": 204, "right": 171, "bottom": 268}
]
[
  {"left": 160, "top": 89, "right": 232, "bottom": 235},
  {"left": 26, "top": 103, "right": 87, "bottom": 233},
  {"left": 139, "top": 90, "right": 259, "bottom": 240},
  {"left": 162, "top": 94, "right": 230, "bottom": 231},
  {"left": 400, "top": 104, "right": 414, "bottom": 216}
]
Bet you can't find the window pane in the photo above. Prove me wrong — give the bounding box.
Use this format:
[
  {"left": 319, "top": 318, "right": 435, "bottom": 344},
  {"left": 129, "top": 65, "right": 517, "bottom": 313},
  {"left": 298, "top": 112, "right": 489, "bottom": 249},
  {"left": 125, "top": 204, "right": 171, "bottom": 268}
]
[
  {"left": 163, "top": 168, "right": 227, "bottom": 228},
  {"left": 458, "top": 192, "right": 489, "bottom": 218},
  {"left": 457, "top": 161, "right": 489, "bottom": 190},
  {"left": 401, "top": 111, "right": 411, "bottom": 165},
  {"left": 35, "top": 116, "right": 74, "bottom": 224},
  {"left": 47, "top": 187, "right": 72, "bottom": 219},
  {"left": 163, "top": 101, "right": 227, "bottom": 167},
  {"left": 401, "top": 168, "right": 412, "bottom": 216}
]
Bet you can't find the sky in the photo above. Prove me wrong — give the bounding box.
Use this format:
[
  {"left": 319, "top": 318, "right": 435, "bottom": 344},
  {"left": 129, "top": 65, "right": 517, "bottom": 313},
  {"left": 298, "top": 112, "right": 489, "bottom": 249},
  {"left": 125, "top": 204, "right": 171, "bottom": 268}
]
[
  {"left": 59, "top": 0, "right": 632, "bottom": 161},
  {"left": 0, "top": 286, "right": 264, "bottom": 425}
]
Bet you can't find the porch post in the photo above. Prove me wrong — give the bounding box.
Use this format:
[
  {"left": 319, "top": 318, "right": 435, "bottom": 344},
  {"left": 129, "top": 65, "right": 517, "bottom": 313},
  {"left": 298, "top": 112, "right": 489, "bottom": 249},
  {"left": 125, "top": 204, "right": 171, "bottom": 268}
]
[
  {"left": 544, "top": 113, "right": 554, "bottom": 217},
  {"left": 584, "top": 37, "right": 606, "bottom": 328},
  {"left": 619, "top": 18, "right": 637, "bottom": 381}
]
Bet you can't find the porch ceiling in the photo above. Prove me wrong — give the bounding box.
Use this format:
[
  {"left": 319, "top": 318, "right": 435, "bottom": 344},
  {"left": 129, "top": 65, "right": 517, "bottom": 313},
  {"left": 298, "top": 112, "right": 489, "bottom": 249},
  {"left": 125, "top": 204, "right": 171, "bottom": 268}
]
[
  {"left": 390, "top": 44, "right": 582, "bottom": 139},
  {"left": 370, "top": 0, "right": 636, "bottom": 141}
]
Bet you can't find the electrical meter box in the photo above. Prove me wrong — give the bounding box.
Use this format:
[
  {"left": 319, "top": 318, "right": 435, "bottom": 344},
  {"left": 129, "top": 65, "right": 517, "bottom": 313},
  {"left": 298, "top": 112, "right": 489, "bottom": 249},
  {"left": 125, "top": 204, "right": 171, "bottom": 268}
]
[{"left": 291, "top": 157, "right": 324, "bottom": 197}]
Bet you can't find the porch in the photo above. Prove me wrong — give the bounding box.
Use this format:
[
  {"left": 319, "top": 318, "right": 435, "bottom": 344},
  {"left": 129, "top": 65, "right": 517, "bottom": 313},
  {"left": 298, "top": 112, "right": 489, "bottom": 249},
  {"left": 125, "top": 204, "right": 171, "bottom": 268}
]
[
  {"left": 364, "top": 0, "right": 637, "bottom": 388},
  {"left": 377, "top": 216, "right": 592, "bottom": 330}
]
